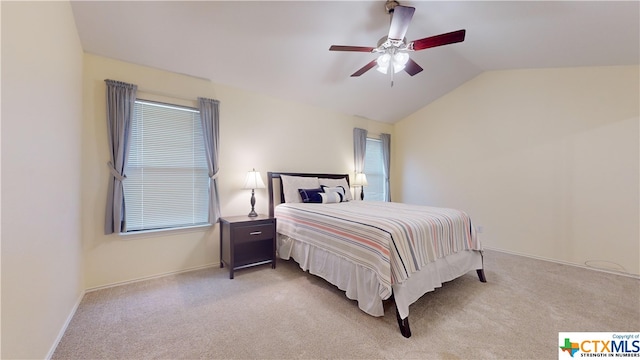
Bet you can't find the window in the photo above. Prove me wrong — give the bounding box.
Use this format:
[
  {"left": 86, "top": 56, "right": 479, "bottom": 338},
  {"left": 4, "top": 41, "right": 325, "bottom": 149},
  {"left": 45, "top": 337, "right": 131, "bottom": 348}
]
[
  {"left": 363, "top": 138, "right": 386, "bottom": 201},
  {"left": 123, "top": 100, "right": 209, "bottom": 232}
]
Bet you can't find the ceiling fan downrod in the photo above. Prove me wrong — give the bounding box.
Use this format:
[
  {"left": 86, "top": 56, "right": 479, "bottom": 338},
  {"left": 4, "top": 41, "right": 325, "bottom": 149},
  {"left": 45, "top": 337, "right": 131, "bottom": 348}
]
[{"left": 385, "top": 0, "right": 401, "bottom": 14}]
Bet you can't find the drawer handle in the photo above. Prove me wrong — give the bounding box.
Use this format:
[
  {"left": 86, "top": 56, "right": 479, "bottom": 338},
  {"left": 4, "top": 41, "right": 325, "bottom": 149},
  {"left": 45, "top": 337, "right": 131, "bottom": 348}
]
[{"left": 249, "top": 231, "right": 262, "bottom": 235}]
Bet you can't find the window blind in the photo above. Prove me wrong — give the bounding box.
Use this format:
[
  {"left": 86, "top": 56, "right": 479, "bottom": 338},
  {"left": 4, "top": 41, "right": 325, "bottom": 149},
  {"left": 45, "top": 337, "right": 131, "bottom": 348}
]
[
  {"left": 364, "top": 138, "right": 386, "bottom": 201},
  {"left": 124, "top": 100, "right": 209, "bottom": 232}
]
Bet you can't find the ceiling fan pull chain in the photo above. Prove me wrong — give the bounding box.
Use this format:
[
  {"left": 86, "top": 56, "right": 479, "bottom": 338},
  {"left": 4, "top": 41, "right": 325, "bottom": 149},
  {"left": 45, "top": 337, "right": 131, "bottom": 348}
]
[{"left": 390, "top": 68, "right": 395, "bottom": 87}]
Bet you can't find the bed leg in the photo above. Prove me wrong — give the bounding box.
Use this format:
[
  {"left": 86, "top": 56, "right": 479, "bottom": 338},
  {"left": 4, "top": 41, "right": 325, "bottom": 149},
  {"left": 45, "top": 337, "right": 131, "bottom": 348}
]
[
  {"left": 395, "top": 306, "right": 412, "bottom": 338},
  {"left": 476, "top": 269, "right": 487, "bottom": 283}
]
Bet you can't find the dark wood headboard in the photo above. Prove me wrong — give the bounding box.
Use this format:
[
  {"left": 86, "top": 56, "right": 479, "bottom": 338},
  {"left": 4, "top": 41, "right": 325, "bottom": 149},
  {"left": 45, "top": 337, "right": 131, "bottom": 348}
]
[{"left": 267, "top": 172, "right": 350, "bottom": 217}]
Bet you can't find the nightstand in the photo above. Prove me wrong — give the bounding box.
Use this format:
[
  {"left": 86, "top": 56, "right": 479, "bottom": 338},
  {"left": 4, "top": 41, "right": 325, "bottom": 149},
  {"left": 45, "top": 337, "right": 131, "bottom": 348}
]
[{"left": 219, "top": 215, "right": 276, "bottom": 279}]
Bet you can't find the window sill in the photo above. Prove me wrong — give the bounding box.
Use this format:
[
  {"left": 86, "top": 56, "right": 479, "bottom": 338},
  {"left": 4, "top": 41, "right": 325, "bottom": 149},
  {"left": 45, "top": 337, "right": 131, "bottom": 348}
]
[{"left": 119, "top": 223, "right": 213, "bottom": 239}]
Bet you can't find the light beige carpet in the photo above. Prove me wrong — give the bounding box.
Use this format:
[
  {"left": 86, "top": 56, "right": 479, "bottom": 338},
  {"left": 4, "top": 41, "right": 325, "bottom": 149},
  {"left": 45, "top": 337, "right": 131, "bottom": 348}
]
[{"left": 52, "top": 250, "right": 639, "bottom": 359}]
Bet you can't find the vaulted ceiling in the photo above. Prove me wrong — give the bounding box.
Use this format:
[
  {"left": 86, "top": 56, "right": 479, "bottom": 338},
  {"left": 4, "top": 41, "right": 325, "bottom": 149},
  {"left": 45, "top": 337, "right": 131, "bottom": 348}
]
[{"left": 71, "top": 1, "right": 639, "bottom": 124}]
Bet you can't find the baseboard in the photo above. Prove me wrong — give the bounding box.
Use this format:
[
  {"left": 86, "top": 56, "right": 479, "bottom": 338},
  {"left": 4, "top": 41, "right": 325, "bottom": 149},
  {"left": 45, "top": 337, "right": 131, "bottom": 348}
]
[
  {"left": 85, "top": 263, "right": 218, "bottom": 293},
  {"left": 484, "top": 246, "right": 640, "bottom": 280},
  {"left": 46, "top": 291, "right": 85, "bottom": 360}
]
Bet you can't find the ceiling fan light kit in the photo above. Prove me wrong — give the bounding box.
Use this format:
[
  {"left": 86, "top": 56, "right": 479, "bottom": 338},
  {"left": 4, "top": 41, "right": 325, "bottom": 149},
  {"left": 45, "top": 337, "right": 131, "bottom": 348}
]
[
  {"left": 329, "top": 1, "right": 466, "bottom": 85},
  {"left": 376, "top": 51, "right": 409, "bottom": 74}
]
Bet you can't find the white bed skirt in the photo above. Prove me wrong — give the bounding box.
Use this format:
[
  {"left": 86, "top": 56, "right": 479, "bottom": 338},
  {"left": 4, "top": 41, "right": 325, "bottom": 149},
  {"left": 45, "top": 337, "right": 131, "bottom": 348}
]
[{"left": 278, "top": 234, "right": 483, "bottom": 319}]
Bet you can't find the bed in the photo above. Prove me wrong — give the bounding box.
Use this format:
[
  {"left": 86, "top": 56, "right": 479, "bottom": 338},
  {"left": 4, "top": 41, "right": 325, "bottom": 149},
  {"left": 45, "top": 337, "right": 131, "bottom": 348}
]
[{"left": 267, "top": 172, "right": 486, "bottom": 337}]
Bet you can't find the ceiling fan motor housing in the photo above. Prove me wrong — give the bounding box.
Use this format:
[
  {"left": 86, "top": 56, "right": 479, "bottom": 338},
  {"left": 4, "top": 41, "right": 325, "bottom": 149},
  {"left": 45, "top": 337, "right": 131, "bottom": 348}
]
[{"left": 377, "top": 36, "right": 408, "bottom": 52}]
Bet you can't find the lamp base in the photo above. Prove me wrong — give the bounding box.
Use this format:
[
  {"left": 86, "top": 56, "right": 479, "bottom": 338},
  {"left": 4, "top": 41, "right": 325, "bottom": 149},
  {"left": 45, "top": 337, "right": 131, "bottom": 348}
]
[{"left": 248, "top": 189, "right": 258, "bottom": 217}]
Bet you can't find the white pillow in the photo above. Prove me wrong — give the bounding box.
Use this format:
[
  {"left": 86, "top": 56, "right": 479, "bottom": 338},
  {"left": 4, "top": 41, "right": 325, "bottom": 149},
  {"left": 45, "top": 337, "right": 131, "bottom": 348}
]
[
  {"left": 281, "top": 175, "right": 320, "bottom": 203},
  {"left": 320, "top": 192, "right": 342, "bottom": 204},
  {"left": 319, "top": 178, "right": 352, "bottom": 201},
  {"left": 321, "top": 186, "right": 346, "bottom": 202}
]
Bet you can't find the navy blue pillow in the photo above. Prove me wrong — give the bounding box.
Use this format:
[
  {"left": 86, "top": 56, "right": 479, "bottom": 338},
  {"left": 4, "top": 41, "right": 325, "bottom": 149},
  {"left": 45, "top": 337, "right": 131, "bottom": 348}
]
[{"left": 298, "top": 188, "right": 324, "bottom": 203}]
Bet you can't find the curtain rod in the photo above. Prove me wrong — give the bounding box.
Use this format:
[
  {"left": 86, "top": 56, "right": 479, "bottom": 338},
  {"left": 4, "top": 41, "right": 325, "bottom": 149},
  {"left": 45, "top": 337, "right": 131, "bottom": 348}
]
[{"left": 136, "top": 88, "right": 197, "bottom": 103}]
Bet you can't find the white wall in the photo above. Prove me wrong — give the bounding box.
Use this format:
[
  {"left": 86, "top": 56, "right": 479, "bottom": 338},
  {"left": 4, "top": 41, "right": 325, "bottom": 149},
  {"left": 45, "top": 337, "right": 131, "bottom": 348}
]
[
  {"left": 1, "top": 2, "right": 84, "bottom": 359},
  {"left": 393, "top": 66, "right": 639, "bottom": 276},
  {"left": 82, "top": 54, "right": 393, "bottom": 289}
]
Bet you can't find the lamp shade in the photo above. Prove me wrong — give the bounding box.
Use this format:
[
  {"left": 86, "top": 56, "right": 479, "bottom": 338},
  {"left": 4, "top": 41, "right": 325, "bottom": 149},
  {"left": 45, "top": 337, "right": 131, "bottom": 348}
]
[
  {"left": 242, "top": 169, "right": 266, "bottom": 190},
  {"left": 353, "top": 173, "right": 368, "bottom": 187}
]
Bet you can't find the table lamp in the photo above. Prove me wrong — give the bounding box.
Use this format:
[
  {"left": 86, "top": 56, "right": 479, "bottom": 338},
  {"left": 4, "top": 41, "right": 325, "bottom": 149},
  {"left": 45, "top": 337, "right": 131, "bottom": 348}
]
[
  {"left": 242, "top": 168, "right": 266, "bottom": 217},
  {"left": 353, "top": 173, "right": 368, "bottom": 201}
]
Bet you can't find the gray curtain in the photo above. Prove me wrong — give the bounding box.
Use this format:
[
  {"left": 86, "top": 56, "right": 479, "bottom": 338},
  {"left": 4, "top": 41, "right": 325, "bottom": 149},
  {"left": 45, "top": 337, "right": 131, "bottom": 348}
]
[
  {"left": 353, "top": 128, "right": 368, "bottom": 174},
  {"left": 104, "top": 79, "right": 137, "bottom": 234},
  {"left": 198, "top": 97, "right": 222, "bottom": 224},
  {"left": 381, "top": 133, "right": 391, "bottom": 202}
]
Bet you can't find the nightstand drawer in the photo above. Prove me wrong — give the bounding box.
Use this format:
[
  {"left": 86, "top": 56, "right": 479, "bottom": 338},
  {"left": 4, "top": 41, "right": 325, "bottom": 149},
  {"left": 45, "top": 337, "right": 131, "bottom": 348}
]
[{"left": 234, "top": 223, "right": 274, "bottom": 243}]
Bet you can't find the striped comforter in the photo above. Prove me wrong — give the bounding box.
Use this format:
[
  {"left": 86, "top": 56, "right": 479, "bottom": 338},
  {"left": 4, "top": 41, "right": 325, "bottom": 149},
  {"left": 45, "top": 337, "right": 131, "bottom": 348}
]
[{"left": 275, "top": 201, "right": 482, "bottom": 300}]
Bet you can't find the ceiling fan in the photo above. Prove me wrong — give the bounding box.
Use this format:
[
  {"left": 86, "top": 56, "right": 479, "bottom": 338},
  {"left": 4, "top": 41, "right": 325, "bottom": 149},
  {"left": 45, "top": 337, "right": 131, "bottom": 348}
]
[{"left": 329, "top": 0, "right": 466, "bottom": 85}]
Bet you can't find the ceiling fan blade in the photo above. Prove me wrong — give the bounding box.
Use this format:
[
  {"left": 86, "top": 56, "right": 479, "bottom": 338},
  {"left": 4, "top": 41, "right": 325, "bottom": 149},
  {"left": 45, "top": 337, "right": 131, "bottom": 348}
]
[
  {"left": 404, "top": 58, "right": 423, "bottom": 76},
  {"left": 388, "top": 5, "right": 415, "bottom": 40},
  {"left": 351, "top": 60, "right": 377, "bottom": 77},
  {"left": 329, "top": 45, "right": 375, "bottom": 52},
  {"left": 411, "top": 29, "right": 466, "bottom": 51}
]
